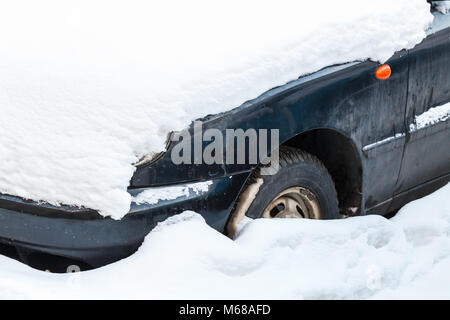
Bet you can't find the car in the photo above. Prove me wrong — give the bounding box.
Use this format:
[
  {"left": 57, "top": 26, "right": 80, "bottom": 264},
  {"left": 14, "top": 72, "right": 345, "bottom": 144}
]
[{"left": 0, "top": 3, "right": 449, "bottom": 272}]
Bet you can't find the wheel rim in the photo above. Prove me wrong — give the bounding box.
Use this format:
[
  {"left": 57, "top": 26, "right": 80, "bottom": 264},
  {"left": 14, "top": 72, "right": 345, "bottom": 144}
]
[{"left": 261, "top": 187, "right": 322, "bottom": 219}]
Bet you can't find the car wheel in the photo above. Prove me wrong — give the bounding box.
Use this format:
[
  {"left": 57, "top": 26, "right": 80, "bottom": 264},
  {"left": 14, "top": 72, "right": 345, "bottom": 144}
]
[{"left": 227, "top": 146, "right": 340, "bottom": 237}]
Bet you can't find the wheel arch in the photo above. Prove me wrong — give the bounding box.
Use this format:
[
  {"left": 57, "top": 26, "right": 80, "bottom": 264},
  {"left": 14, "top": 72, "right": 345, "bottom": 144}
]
[{"left": 281, "top": 128, "right": 362, "bottom": 216}]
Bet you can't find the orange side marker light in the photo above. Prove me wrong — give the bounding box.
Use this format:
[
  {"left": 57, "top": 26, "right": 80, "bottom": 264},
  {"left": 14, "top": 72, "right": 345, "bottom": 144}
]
[{"left": 375, "top": 64, "right": 391, "bottom": 80}]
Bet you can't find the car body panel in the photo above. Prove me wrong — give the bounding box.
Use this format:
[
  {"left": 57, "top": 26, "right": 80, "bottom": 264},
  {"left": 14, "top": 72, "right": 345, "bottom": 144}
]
[
  {"left": 131, "top": 52, "right": 410, "bottom": 212},
  {"left": 396, "top": 25, "right": 450, "bottom": 194}
]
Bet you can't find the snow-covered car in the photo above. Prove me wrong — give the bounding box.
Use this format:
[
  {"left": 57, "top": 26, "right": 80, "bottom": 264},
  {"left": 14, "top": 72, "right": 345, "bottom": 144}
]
[{"left": 0, "top": 1, "right": 449, "bottom": 271}]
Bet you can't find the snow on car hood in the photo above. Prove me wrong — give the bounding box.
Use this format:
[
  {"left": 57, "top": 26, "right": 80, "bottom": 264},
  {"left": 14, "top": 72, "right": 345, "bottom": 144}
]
[{"left": 0, "top": 0, "right": 433, "bottom": 218}]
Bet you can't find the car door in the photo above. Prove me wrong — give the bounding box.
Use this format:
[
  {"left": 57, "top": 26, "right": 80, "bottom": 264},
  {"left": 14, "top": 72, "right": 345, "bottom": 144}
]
[{"left": 395, "top": 9, "right": 450, "bottom": 196}]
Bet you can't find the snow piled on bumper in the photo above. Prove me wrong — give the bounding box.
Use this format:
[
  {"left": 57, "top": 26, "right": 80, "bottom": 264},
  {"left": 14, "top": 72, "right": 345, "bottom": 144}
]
[
  {"left": 0, "top": 183, "right": 449, "bottom": 299},
  {"left": 0, "top": 0, "right": 434, "bottom": 218}
]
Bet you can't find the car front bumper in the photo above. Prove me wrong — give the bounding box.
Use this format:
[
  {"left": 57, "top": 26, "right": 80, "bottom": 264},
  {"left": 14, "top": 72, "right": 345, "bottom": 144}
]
[{"left": 0, "top": 173, "right": 248, "bottom": 269}]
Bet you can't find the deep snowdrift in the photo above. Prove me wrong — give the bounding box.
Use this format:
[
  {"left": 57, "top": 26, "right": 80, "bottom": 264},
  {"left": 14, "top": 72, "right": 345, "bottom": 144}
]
[
  {"left": 0, "top": 0, "right": 434, "bottom": 218},
  {"left": 0, "top": 183, "right": 448, "bottom": 299}
]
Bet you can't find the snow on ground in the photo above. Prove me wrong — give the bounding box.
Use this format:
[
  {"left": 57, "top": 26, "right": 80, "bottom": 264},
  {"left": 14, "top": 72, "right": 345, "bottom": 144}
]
[
  {"left": 0, "top": 183, "right": 448, "bottom": 300},
  {"left": 0, "top": 0, "right": 434, "bottom": 219}
]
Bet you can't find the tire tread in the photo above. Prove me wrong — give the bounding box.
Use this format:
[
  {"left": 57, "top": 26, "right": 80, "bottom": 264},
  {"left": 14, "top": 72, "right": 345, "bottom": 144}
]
[{"left": 247, "top": 146, "right": 339, "bottom": 216}]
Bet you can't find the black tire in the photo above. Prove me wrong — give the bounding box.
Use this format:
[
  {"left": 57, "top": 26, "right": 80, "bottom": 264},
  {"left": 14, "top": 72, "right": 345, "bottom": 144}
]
[{"left": 245, "top": 146, "right": 339, "bottom": 220}]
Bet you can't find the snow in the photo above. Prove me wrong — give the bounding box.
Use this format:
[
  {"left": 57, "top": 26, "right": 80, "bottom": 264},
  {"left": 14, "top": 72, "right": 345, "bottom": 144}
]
[
  {"left": 410, "top": 102, "right": 450, "bottom": 132},
  {"left": 0, "top": 0, "right": 434, "bottom": 219},
  {"left": 0, "top": 183, "right": 449, "bottom": 299},
  {"left": 132, "top": 181, "right": 213, "bottom": 205},
  {"left": 434, "top": 1, "right": 450, "bottom": 14}
]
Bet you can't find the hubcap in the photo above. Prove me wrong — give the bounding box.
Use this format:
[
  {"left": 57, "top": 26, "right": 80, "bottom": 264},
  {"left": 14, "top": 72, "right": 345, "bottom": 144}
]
[{"left": 261, "top": 187, "right": 322, "bottom": 219}]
